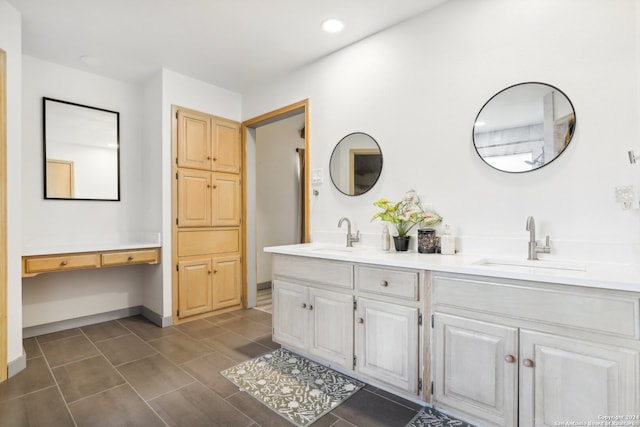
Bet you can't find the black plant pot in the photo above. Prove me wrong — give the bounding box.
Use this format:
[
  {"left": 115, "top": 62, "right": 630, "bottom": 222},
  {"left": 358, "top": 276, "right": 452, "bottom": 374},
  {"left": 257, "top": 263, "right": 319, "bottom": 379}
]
[{"left": 393, "top": 236, "right": 411, "bottom": 252}]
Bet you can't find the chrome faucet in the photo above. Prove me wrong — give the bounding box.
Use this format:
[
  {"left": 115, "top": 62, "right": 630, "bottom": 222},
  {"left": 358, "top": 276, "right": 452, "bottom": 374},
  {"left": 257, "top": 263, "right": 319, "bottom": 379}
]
[
  {"left": 526, "top": 216, "right": 551, "bottom": 260},
  {"left": 338, "top": 217, "right": 360, "bottom": 247}
]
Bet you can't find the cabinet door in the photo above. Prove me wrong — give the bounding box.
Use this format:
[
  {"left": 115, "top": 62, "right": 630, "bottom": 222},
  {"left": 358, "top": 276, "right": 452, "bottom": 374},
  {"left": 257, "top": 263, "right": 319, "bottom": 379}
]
[
  {"left": 211, "top": 173, "right": 241, "bottom": 226},
  {"left": 212, "top": 119, "right": 241, "bottom": 174},
  {"left": 177, "top": 169, "right": 212, "bottom": 227},
  {"left": 520, "top": 330, "right": 639, "bottom": 427},
  {"left": 355, "top": 298, "right": 419, "bottom": 394},
  {"left": 309, "top": 288, "right": 353, "bottom": 369},
  {"left": 273, "top": 280, "right": 309, "bottom": 350},
  {"left": 177, "top": 109, "right": 212, "bottom": 170},
  {"left": 433, "top": 313, "right": 518, "bottom": 427},
  {"left": 178, "top": 257, "right": 213, "bottom": 318},
  {"left": 212, "top": 255, "right": 242, "bottom": 310}
]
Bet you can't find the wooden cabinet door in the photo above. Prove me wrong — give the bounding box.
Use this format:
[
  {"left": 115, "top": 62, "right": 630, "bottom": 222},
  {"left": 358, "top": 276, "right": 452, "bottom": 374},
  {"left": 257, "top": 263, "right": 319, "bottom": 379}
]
[
  {"left": 178, "top": 257, "right": 213, "bottom": 318},
  {"left": 273, "top": 280, "right": 309, "bottom": 350},
  {"left": 177, "top": 109, "right": 212, "bottom": 170},
  {"left": 211, "top": 173, "right": 241, "bottom": 226},
  {"left": 212, "top": 119, "right": 241, "bottom": 174},
  {"left": 355, "top": 298, "right": 419, "bottom": 394},
  {"left": 177, "top": 169, "right": 212, "bottom": 227},
  {"left": 309, "top": 288, "right": 354, "bottom": 369},
  {"left": 212, "top": 255, "right": 242, "bottom": 310},
  {"left": 433, "top": 313, "right": 518, "bottom": 427},
  {"left": 519, "top": 330, "right": 639, "bottom": 427}
]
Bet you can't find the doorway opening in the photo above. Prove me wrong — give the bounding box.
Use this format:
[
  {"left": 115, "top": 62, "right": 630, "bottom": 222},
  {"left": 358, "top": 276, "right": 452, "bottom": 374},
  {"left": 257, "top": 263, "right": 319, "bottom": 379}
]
[{"left": 242, "top": 100, "right": 310, "bottom": 311}]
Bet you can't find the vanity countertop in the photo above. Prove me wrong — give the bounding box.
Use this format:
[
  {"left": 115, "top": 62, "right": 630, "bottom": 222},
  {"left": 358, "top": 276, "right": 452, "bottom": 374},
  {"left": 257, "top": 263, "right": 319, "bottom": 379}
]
[
  {"left": 23, "top": 232, "right": 161, "bottom": 256},
  {"left": 264, "top": 243, "right": 640, "bottom": 293}
]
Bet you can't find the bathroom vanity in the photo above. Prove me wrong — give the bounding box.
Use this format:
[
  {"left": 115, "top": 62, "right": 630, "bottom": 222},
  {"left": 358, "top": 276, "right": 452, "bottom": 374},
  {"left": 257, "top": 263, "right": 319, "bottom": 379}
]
[{"left": 265, "top": 244, "right": 640, "bottom": 427}]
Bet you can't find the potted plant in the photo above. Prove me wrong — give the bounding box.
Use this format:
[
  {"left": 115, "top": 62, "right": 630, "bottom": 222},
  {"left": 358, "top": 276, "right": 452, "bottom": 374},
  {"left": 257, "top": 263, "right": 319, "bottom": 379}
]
[{"left": 371, "top": 190, "right": 442, "bottom": 251}]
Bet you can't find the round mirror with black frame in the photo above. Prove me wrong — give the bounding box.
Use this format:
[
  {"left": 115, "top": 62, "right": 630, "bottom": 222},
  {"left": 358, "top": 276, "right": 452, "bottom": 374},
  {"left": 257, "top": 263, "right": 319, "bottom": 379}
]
[
  {"left": 330, "top": 132, "right": 383, "bottom": 196},
  {"left": 473, "top": 82, "right": 576, "bottom": 173}
]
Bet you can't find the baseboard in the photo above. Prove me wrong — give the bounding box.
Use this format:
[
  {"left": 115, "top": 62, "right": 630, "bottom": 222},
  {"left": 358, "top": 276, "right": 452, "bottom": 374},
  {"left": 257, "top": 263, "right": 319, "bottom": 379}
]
[
  {"left": 142, "top": 306, "right": 172, "bottom": 327},
  {"left": 7, "top": 349, "right": 26, "bottom": 378},
  {"left": 257, "top": 281, "right": 272, "bottom": 290},
  {"left": 22, "top": 306, "right": 144, "bottom": 338}
]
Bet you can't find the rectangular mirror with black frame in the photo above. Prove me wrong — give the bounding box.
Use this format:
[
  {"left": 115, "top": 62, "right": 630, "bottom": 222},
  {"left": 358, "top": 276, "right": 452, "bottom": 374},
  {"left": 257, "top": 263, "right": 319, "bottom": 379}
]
[{"left": 43, "top": 97, "right": 120, "bottom": 201}]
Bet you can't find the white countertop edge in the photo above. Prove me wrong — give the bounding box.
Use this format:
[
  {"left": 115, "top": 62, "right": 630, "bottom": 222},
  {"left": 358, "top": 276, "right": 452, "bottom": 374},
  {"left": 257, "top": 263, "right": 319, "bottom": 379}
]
[
  {"left": 23, "top": 242, "right": 161, "bottom": 256},
  {"left": 264, "top": 243, "right": 640, "bottom": 293}
]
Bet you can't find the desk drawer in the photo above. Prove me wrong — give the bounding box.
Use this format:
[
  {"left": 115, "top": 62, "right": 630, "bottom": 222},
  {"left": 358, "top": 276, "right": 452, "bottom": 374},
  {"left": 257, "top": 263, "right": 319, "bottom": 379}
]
[
  {"left": 24, "top": 253, "right": 101, "bottom": 274},
  {"left": 356, "top": 265, "right": 419, "bottom": 300},
  {"left": 102, "top": 249, "right": 159, "bottom": 266}
]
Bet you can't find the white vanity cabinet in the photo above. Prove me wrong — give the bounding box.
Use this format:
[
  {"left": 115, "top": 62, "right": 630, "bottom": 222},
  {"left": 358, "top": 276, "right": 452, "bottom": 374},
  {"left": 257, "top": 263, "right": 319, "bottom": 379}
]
[{"left": 432, "top": 273, "right": 640, "bottom": 427}]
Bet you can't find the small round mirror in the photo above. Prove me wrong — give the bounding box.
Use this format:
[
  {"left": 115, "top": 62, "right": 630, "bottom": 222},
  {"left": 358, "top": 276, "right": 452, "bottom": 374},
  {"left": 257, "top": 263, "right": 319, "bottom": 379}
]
[
  {"left": 473, "top": 82, "right": 576, "bottom": 173},
  {"left": 330, "top": 132, "right": 383, "bottom": 196}
]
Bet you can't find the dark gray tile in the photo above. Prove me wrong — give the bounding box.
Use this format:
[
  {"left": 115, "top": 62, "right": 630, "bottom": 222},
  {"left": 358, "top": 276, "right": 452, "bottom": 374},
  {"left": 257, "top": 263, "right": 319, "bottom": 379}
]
[
  {"left": 81, "top": 320, "right": 131, "bottom": 342},
  {"left": 36, "top": 328, "right": 82, "bottom": 344},
  {"left": 118, "top": 315, "right": 178, "bottom": 341},
  {"left": 150, "top": 382, "right": 253, "bottom": 427},
  {"left": 23, "top": 338, "right": 41, "bottom": 360},
  {"left": 329, "top": 419, "right": 356, "bottom": 427},
  {"left": 217, "top": 316, "right": 272, "bottom": 340},
  {"left": 95, "top": 333, "right": 157, "bottom": 366},
  {"left": 0, "top": 386, "right": 74, "bottom": 427},
  {"left": 206, "top": 312, "right": 241, "bottom": 325},
  {"left": 52, "top": 355, "right": 125, "bottom": 403},
  {"left": 181, "top": 351, "right": 242, "bottom": 398},
  {"left": 39, "top": 335, "right": 99, "bottom": 367},
  {"left": 0, "top": 357, "right": 55, "bottom": 403},
  {"left": 174, "top": 319, "right": 227, "bottom": 340},
  {"left": 226, "top": 391, "right": 295, "bottom": 427},
  {"left": 371, "top": 387, "right": 424, "bottom": 411},
  {"left": 254, "top": 333, "right": 280, "bottom": 350},
  {"left": 236, "top": 309, "right": 272, "bottom": 324},
  {"left": 69, "top": 384, "right": 165, "bottom": 427},
  {"left": 331, "top": 389, "right": 417, "bottom": 427},
  {"left": 117, "top": 353, "right": 195, "bottom": 401},
  {"left": 310, "top": 412, "right": 343, "bottom": 427},
  {"left": 148, "top": 333, "right": 213, "bottom": 365},
  {"left": 201, "top": 332, "right": 271, "bottom": 362}
]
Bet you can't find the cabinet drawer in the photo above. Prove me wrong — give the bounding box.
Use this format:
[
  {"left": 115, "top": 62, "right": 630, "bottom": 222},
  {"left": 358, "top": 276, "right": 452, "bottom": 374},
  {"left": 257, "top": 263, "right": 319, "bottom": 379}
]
[
  {"left": 177, "top": 229, "right": 239, "bottom": 257},
  {"left": 433, "top": 275, "right": 640, "bottom": 339},
  {"left": 356, "top": 265, "right": 419, "bottom": 300},
  {"left": 24, "top": 253, "right": 101, "bottom": 274},
  {"left": 272, "top": 255, "right": 353, "bottom": 289},
  {"left": 101, "top": 249, "right": 159, "bottom": 266}
]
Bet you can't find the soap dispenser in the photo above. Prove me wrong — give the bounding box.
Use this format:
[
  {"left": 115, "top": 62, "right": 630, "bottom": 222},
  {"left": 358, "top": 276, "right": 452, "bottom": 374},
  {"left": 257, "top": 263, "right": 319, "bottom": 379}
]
[
  {"left": 441, "top": 224, "right": 456, "bottom": 255},
  {"left": 381, "top": 225, "right": 390, "bottom": 251}
]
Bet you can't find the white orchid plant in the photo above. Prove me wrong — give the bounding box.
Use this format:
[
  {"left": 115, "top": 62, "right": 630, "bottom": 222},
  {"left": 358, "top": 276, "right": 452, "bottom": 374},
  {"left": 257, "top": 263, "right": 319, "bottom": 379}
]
[{"left": 371, "top": 190, "right": 442, "bottom": 236}]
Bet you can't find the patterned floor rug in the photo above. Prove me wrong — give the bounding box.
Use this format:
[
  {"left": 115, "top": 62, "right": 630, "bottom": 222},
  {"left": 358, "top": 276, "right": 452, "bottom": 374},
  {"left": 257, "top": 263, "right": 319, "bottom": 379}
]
[
  {"left": 406, "top": 406, "right": 475, "bottom": 427},
  {"left": 221, "top": 348, "right": 364, "bottom": 427}
]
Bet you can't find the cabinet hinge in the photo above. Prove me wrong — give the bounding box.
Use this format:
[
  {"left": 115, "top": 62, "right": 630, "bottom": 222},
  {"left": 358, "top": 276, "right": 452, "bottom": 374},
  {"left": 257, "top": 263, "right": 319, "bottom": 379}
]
[
  {"left": 176, "top": 218, "right": 178, "bottom": 225},
  {"left": 353, "top": 356, "right": 357, "bottom": 368},
  {"left": 353, "top": 300, "right": 357, "bottom": 310},
  {"left": 418, "top": 314, "right": 423, "bottom": 326},
  {"left": 175, "top": 110, "right": 178, "bottom": 119},
  {"left": 418, "top": 378, "right": 423, "bottom": 392},
  {"left": 431, "top": 314, "right": 434, "bottom": 328},
  {"left": 177, "top": 309, "right": 180, "bottom": 317},
  {"left": 176, "top": 264, "right": 179, "bottom": 272},
  {"left": 175, "top": 172, "right": 178, "bottom": 179},
  {"left": 431, "top": 381, "right": 434, "bottom": 395},
  {"left": 175, "top": 157, "right": 178, "bottom": 165}
]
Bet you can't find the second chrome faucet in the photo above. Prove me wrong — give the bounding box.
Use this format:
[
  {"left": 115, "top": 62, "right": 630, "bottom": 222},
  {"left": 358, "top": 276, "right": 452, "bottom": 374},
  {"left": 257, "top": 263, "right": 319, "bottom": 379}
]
[
  {"left": 526, "top": 216, "right": 551, "bottom": 260},
  {"left": 338, "top": 217, "right": 360, "bottom": 247}
]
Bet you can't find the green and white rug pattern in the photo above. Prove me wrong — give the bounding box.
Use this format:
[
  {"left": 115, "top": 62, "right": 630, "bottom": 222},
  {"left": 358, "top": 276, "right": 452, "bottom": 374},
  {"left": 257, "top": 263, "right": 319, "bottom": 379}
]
[{"left": 221, "top": 348, "right": 364, "bottom": 427}]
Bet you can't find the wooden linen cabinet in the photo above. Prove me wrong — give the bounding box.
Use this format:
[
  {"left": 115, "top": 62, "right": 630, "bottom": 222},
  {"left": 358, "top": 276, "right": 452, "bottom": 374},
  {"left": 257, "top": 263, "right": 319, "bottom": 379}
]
[{"left": 172, "top": 106, "right": 243, "bottom": 322}]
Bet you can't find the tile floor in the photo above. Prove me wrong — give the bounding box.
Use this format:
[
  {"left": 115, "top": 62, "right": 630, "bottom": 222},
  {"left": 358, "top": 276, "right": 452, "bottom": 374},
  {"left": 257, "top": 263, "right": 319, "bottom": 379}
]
[{"left": 0, "top": 309, "right": 426, "bottom": 427}]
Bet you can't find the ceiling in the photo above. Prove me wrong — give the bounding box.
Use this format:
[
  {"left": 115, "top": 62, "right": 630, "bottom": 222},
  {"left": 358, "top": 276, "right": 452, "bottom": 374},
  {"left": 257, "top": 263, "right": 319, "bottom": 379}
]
[{"left": 9, "top": 0, "right": 448, "bottom": 92}]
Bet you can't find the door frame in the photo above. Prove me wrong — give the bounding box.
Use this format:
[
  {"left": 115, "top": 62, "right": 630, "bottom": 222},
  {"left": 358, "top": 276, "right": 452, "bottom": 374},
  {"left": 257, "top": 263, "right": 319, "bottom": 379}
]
[
  {"left": 0, "top": 49, "right": 8, "bottom": 382},
  {"left": 241, "top": 99, "right": 310, "bottom": 308}
]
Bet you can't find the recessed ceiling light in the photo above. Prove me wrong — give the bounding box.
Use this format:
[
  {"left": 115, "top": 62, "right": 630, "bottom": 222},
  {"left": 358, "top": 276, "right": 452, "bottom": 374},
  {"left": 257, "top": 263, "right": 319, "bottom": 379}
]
[
  {"left": 80, "top": 55, "right": 103, "bottom": 66},
  {"left": 322, "top": 19, "right": 344, "bottom": 34}
]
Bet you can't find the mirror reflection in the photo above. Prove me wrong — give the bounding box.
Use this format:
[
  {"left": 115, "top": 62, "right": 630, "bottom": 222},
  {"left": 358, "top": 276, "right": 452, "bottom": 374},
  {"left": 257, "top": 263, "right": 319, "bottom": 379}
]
[
  {"left": 473, "top": 82, "right": 576, "bottom": 173},
  {"left": 43, "top": 98, "right": 120, "bottom": 200},
  {"left": 330, "top": 132, "right": 383, "bottom": 196}
]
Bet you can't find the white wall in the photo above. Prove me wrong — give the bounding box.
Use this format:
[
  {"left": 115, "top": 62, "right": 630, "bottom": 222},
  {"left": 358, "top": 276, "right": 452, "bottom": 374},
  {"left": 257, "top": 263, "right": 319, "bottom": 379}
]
[
  {"left": 0, "top": 0, "right": 23, "bottom": 367},
  {"left": 255, "top": 114, "right": 305, "bottom": 284},
  {"left": 21, "top": 55, "right": 157, "bottom": 327},
  {"left": 243, "top": 0, "right": 640, "bottom": 263}
]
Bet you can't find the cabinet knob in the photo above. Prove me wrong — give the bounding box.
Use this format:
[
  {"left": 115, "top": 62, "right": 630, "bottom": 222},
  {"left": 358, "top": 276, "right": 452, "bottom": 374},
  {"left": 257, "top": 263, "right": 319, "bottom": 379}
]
[
  {"left": 308, "top": 304, "right": 313, "bottom": 310},
  {"left": 213, "top": 269, "right": 218, "bottom": 274},
  {"left": 357, "top": 317, "right": 364, "bottom": 324},
  {"left": 127, "top": 256, "right": 134, "bottom": 261},
  {"left": 301, "top": 303, "right": 307, "bottom": 309},
  {"left": 380, "top": 280, "right": 389, "bottom": 287},
  {"left": 60, "top": 260, "right": 68, "bottom": 266},
  {"left": 208, "top": 270, "right": 212, "bottom": 275},
  {"left": 522, "top": 359, "right": 534, "bottom": 368},
  {"left": 213, "top": 157, "right": 217, "bottom": 161},
  {"left": 207, "top": 156, "right": 211, "bottom": 160},
  {"left": 207, "top": 184, "right": 211, "bottom": 188},
  {"left": 504, "top": 355, "right": 516, "bottom": 363},
  {"left": 212, "top": 185, "right": 217, "bottom": 189}
]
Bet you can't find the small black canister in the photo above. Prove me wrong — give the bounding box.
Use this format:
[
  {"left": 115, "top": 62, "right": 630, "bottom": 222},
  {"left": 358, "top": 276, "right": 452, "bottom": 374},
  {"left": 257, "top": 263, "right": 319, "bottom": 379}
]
[{"left": 418, "top": 228, "right": 437, "bottom": 253}]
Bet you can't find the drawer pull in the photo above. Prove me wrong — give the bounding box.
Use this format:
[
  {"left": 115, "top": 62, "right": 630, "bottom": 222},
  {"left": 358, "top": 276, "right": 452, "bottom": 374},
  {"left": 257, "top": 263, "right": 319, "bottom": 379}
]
[
  {"left": 522, "top": 359, "right": 534, "bottom": 368},
  {"left": 357, "top": 317, "right": 364, "bottom": 324},
  {"left": 127, "top": 256, "right": 134, "bottom": 261},
  {"left": 504, "top": 355, "right": 516, "bottom": 363},
  {"left": 380, "top": 280, "right": 389, "bottom": 287},
  {"left": 60, "top": 260, "right": 68, "bottom": 266},
  {"left": 301, "top": 303, "right": 307, "bottom": 309}
]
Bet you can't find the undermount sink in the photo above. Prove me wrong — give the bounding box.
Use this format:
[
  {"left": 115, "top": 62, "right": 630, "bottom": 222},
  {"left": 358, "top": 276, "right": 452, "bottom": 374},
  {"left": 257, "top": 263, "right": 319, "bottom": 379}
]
[{"left": 473, "top": 257, "right": 587, "bottom": 272}]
